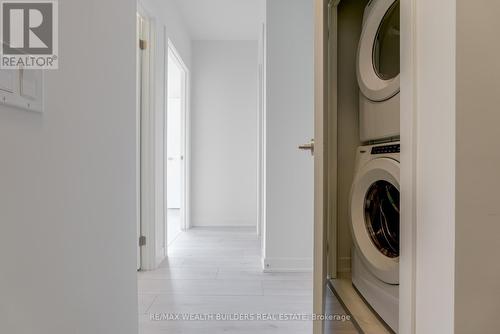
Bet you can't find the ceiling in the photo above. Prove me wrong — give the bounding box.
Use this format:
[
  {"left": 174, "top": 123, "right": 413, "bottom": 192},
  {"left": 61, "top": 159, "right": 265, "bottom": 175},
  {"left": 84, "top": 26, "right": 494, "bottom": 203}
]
[{"left": 174, "top": 0, "right": 265, "bottom": 41}]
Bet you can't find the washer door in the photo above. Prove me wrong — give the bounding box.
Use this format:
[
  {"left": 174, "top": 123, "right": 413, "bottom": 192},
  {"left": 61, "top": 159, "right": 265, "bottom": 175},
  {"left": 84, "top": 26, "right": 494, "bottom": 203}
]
[
  {"left": 350, "top": 158, "right": 400, "bottom": 284},
  {"left": 357, "top": 0, "right": 400, "bottom": 102}
]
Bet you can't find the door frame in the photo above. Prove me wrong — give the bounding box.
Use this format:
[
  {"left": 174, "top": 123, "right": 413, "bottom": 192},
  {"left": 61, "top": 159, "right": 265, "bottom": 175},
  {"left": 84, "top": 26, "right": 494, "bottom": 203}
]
[
  {"left": 398, "top": 0, "right": 417, "bottom": 332},
  {"left": 138, "top": 2, "right": 191, "bottom": 271},
  {"left": 165, "top": 38, "right": 190, "bottom": 234},
  {"left": 313, "top": 0, "right": 419, "bottom": 333},
  {"left": 257, "top": 23, "right": 266, "bottom": 238},
  {"left": 326, "top": 0, "right": 339, "bottom": 281},
  {"left": 137, "top": 1, "right": 157, "bottom": 271},
  {"left": 312, "top": 1, "right": 329, "bottom": 334},
  {"left": 136, "top": 2, "right": 154, "bottom": 270},
  {"left": 136, "top": 11, "right": 144, "bottom": 271}
]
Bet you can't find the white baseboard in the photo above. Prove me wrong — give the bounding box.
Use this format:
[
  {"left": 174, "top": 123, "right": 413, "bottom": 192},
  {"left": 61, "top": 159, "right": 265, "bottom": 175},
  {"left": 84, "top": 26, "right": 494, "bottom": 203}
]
[
  {"left": 191, "top": 222, "right": 256, "bottom": 228},
  {"left": 191, "top": 225, "right": 256, "bottom": 228},
  {"left": 262, "top": 257, "right": 313, "bottom": 273}
]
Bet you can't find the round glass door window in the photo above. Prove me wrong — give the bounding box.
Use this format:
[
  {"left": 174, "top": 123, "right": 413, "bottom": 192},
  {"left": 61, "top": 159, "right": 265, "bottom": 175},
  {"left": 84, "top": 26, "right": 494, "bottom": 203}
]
[
  {"left": 364, "top": 180, "right": 400, "bottom": 258},
  {"left": 373, "top": 0, "right": 400, "bottom": 80}
]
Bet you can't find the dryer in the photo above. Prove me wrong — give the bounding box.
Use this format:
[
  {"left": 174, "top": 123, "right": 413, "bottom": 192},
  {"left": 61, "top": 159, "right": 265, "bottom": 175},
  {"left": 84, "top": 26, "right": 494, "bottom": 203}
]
[
  {"left": 357, "top": 0, "right": 400, "bottom": 142},
  {"left": 350, "top": 142, "right": 400, "bottom": 332}
]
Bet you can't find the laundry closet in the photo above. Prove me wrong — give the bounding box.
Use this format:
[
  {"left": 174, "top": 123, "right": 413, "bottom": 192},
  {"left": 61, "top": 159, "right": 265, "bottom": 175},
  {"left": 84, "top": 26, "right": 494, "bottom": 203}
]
[{"left": 326, "top": 0, "right": 400, "bottom": 333}]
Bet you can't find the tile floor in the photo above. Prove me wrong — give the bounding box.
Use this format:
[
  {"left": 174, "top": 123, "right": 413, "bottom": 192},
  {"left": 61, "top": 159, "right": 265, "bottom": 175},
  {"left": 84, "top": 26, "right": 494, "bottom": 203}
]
[
  {"left": 138, "top": 227, "right": 358, "bottom": 334},
  {"left": 167, "top": 209, "right": 182, "bottom": 246}
]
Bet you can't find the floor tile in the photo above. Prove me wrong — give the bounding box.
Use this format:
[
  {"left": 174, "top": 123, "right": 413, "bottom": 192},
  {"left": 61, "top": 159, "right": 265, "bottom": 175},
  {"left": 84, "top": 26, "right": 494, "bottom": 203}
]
[{"left": 138, "top": 227, "right": 356, "bottom": 333}]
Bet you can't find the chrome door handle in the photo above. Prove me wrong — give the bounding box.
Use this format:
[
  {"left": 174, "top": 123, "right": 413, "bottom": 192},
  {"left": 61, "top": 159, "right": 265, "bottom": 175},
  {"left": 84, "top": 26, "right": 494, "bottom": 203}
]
[{"left": 298, "top": 139, "right": 314, "bottom": 155}]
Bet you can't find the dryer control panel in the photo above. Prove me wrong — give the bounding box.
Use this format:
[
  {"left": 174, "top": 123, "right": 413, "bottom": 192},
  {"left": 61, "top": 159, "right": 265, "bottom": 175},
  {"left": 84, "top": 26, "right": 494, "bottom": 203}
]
[{"left": 371, "top": 144, "right": 400, "bottom": 155}]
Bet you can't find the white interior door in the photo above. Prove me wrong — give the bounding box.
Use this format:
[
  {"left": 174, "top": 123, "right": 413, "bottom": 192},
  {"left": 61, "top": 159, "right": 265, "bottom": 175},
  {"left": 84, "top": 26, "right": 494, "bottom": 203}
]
[
  {"left": 166, "top": 59, "right": 182, "bottom": 209},
  {"left": 166, "top": 49, "right": 185, "bottom": 210},
  {"left": 166, "top": 44, "right": 187, "bottom": 245}
]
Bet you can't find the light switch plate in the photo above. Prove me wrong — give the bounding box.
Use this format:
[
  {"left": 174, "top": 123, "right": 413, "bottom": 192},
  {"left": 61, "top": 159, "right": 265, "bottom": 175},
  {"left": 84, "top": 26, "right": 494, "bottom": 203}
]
[{"left": 21, "top": 69, "right": 41, "bottom": 101}]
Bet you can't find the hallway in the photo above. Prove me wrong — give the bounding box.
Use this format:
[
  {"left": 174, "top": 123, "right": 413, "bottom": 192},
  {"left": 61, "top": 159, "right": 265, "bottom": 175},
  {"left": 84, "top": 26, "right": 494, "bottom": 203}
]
[{"left": 137, "top": 228, "right": 356, "bottom": 333}]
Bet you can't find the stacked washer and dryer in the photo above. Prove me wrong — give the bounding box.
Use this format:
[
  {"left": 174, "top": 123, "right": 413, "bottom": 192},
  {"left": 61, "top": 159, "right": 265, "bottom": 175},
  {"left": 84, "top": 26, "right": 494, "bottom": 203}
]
[{"left": 350, "top": 0, "right": 400, "bottom": 332}]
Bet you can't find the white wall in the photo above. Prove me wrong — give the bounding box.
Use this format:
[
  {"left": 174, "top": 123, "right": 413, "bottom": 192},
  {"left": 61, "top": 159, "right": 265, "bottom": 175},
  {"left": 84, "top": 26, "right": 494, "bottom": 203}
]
[
  {"left": 407, "top": 3, "right": 500, "bottom": 334},
  {"left": 139, "top": 0, "right": 192, "bottom": 268},
  {"left": 455, "top": 1, "right": 500, "bottom": 332},
  {"left": 191, "top": 41, "right": 259, "bottom": 227},
  {"left": 263, "top": 0, "right": 314, "bottom": 272},
  {"left": 0, "top": 0, "right": 138, "bottom": 333}
]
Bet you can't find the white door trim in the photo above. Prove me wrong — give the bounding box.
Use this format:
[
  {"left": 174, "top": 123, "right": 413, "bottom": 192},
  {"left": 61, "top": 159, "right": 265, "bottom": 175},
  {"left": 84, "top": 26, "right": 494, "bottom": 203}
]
[
  {"left": 399, "top": 0, "right": 417, "bottom": 331},
  {"left": 258, "top": 23, "right": 267, "bottom": 260},
  {"left": 137, "top": 1, "right": 157, "bottom": 271},
  {"left": 403, "top": 1, "right": 456, "bottom": 333},
  {"left": 257, "top": 23, "right": 266, "bottom": 238},
  {"left": 136, "top": 12, "right": 142, "bottom": 271},
  {"left": 313, "top": 1, "right": 328, "bottom": 333}
]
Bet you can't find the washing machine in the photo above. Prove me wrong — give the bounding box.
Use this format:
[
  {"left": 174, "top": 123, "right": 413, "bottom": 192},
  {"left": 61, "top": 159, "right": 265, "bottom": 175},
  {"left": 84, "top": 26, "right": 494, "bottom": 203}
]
[
  {"left": 350, "top": 142, "right": 400, "bottom": 332},
  {"left": 357, "top": 0, "right": 400, "bottom": 143}
]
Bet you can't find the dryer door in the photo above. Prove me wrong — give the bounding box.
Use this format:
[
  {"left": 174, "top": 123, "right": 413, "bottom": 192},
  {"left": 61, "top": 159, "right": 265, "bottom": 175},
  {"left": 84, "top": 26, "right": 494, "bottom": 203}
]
[
  {"left": 357, "top": 0, "right": 400, "bottom": 102},
  {"left": 350, "top": 158, "right": 400, "bottom": 284}
]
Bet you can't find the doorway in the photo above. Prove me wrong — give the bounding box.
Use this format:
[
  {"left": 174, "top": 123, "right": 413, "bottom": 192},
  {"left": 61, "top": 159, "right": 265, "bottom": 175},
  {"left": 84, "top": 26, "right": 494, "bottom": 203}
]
[
  {"left": 136, "top": 7, "right": 191, "bottom": 271},
  {"left": 317, "top": 0, "right": 405, "bottom": 333},
  {"left": 165, "top": 41, "right": 188, "bottom": 247}
]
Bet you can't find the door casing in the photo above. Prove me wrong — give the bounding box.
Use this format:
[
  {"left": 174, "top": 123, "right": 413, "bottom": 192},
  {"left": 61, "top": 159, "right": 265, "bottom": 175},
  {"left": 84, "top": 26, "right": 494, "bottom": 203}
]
[
  {"left": 137, "top": 6, "right": 154, "bottom": 271},
  {"left": 137, "top": 1, "right": 158, "bottom": 271}
]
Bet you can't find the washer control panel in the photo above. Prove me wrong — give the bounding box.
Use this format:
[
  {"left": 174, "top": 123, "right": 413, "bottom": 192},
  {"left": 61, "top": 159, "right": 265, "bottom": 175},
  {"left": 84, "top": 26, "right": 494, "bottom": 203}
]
[{"left": 371, "top": 144, "right": 400, "bottom": 155}]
